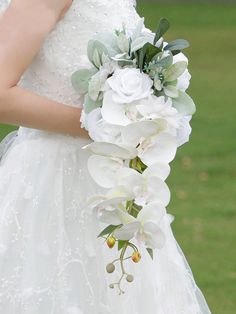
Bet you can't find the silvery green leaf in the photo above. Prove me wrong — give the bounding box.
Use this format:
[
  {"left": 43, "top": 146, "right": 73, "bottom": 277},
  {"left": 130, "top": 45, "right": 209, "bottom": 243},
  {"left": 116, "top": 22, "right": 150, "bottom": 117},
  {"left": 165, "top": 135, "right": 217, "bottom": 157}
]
[
  {"left": 154, "top": 18, "right": 170, "bottom": 45},
  {"left": 92, "top": 32, "right": 120, "bottom": 56},
  {"left": 71, "top": 68, "right": 97, "bottom": 94},
  {"left": 164, "top": 39, "right": 190, "bottom": 52},
  {"left": 154, "top": 54, "right": 173, "bottom": 69},
  {"left": 131, "top": 17, "right": 145, "bottom": 41},
  {"left": 172, "top": 91, "right": 196, "bottom": 115},
  {"left": 164, "top": 61, "right": 188, "bottom": 82},
  {"left": 84, "top": 94, "right": 102, "bottom": 114},
  {"left": 154, "top": 76, "right": 162, "bottom": 91},
  {"left": 93, "top": 49, "right": 102, "bottom": 68},
  {"left": 88, "top": 70, "right": 107, "bottom": 101},
  {"left": 131, "top": 36, "right": 150, "bottom": 53},
  {"left": 117, "top": 33, "right": 130, "bottom": 53},
  {"left": 164, "top": 85, "right": 179, "bottom": 98},
  {"left": 111, "top": 52, "right": 128, "bottom": 61},
  {"left": 87, "top": 40, "right": 109, "bottom": 68}
]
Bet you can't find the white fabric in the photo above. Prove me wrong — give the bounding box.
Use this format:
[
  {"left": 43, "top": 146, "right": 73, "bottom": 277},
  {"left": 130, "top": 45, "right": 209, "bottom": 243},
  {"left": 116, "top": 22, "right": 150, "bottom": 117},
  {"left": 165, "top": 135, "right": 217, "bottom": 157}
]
[{"left": 0, "top": 1, "right": 211, "bottom": 313}]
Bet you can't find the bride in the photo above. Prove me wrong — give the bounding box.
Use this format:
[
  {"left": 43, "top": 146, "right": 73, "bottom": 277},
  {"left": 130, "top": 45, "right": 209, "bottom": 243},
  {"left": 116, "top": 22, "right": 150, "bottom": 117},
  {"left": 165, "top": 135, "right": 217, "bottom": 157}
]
[{"left": 0, "top": 0, "right": 212, "bottom": 313}]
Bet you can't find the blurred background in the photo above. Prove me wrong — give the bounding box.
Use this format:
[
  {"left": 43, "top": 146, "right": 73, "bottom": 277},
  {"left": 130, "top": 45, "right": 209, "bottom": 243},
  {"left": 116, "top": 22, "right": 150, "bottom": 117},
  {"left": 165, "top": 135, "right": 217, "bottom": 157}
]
[{"left": 0, "top": 0, "right": 236, "bottom": 313}]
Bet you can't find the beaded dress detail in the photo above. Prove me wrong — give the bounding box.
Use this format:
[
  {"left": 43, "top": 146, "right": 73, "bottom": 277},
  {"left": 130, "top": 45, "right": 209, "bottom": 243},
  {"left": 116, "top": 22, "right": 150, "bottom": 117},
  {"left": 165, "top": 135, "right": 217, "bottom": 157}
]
[{"left": 0, "top": 1, "right": 211, "bottom": 313}]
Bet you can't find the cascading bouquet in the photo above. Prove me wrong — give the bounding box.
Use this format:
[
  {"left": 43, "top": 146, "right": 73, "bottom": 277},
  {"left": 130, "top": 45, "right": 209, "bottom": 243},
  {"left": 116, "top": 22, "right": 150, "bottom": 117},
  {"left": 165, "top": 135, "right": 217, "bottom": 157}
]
[{"left": 71, "top": 17, "right": 196, "bottom": 294}]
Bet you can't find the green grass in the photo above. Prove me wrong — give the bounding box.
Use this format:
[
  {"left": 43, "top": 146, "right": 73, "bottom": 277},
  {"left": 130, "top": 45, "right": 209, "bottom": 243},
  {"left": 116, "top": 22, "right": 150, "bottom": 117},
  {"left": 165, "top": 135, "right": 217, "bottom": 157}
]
[
  {"left": 136, "top": 3, "right": 236, "bottom": 313},
  {"left": 1, "top": 3, "right": 236, "bottom": 313}
]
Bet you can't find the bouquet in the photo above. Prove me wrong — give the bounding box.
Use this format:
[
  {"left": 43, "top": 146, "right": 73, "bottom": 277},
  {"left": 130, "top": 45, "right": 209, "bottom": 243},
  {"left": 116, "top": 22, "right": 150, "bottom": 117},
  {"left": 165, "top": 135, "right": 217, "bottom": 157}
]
[{"left": 71, "top": 17, "right": 196, "bottom": 294}]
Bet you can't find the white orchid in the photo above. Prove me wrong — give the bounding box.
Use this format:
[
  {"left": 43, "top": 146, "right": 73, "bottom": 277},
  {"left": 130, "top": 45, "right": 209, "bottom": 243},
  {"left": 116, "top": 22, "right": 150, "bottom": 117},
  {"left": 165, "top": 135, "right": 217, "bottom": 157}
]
[
  {"left": 97, "top": 202, "right": 166, "bottom": 249},
  {"left": 88, "top": 155, "right": 171, "bottom": 207},
  {"left": 120, "top": 122, "right": 177, "bottom": 166},
  {"left": 81, "top": 108, "right": 122, "bottom": 143}
]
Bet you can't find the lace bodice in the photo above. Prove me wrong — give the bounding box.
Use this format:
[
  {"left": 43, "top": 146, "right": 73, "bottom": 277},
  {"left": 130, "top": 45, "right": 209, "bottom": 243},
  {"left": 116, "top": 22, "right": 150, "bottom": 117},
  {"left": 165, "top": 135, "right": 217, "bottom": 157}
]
[{"left": 0, "top": 0, "right": 141, "bottom": 107}]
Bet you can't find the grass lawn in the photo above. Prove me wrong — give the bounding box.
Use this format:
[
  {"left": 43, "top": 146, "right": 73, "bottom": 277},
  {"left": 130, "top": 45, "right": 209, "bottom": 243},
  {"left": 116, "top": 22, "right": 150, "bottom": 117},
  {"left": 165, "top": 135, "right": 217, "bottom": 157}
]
[
  {"left": 136, "top": 3, "right": 236, "bottom": 313},
  {"left": 1, "top": 3, "right": 236, "bottom": 313}
]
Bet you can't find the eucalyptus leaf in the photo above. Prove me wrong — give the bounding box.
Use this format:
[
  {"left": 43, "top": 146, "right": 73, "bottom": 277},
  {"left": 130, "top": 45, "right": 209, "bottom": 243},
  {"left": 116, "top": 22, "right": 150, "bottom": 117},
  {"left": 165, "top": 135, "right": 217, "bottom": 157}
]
[
  {"left": 164, "top": 61, "right": 187, "bottom": 82},
  {"left": 172, "top": 91, "right": 196, "bottom": 115},
  {"left": 154, "top": 18, "right": 170, "bottom": 45},
  {"left": 164, "top": 39, "right": 190, "bottom": 52},
  {"left": 97, "top": 224, "right": 119, "bottom": 238},
  {"left": 71, "top": 68, "right": 97, "bottom": 94},
  {"left": 84, "top": 94, "right": 102, "bottom": 114}
]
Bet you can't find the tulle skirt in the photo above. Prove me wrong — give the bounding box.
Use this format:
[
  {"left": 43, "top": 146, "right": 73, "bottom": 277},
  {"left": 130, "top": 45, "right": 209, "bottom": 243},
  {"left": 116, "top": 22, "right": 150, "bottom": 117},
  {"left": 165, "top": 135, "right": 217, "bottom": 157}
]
[{"left": 0, "top": 127, "right": 211, "bottom": 313}]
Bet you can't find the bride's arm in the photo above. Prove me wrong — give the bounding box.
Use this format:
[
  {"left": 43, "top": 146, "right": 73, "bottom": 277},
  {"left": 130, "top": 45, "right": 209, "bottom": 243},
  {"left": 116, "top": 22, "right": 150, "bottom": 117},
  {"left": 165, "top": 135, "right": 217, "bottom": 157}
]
[{"left": 0, "top": 0, "right": 89, "bottom": 138}]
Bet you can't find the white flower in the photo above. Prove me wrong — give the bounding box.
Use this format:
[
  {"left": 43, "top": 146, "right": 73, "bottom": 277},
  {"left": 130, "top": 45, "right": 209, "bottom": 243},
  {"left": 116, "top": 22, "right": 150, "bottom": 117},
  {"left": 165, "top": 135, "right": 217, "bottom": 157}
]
[
  {"left": 109, "top": 165, "right": 170, "bottom": 207},
  {"left": 120, "top": 122, "right": 177, "bottom": 166},
  {"left": 106, "top": 68, "right": 153, "bottom": 104},
  {"left": 137, "top": 132, "right": 177, "bottom": 166},
  {"left": 88, "top": 155, "right": 170, "bottom": 206},
  {"left": 176, "top": 115, "right": 192, "bottom": 147},
  {"left": 173, "top": 52, "right": 191, "bottom": 92},
  {"left": 136, "top": 95, "right": 181, "bottom": 129},
  {"left": 101, "top": 90, "right": 135, "bottom": 125},
  {"left": 82, "top": 108, "right": 122, "bottom": 143},
  {"left": 112, "top": 202, "right": 166, "bottom": 249},
  {"left": 88, "top": 155, "right": 124, "bottom": 188}
]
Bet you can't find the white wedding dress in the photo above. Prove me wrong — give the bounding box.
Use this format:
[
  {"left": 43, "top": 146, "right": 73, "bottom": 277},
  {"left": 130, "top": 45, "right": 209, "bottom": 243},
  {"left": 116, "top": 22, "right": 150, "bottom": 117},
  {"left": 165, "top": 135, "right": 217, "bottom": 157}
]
[{"left": 0, "top": 1, "right": 212, "bottom": 313}]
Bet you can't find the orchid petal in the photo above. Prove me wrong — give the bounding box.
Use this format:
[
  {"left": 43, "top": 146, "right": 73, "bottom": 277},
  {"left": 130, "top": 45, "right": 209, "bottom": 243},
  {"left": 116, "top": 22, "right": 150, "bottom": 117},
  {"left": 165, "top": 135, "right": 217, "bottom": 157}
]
[
  {"left": 146, "top": 176, "right": 171, "bottom": 206},
  {"left": 143, "top": 162, "right": 170, "bottom": 181},
  {"left": 143, "top": 223, "right": 166, "bottom": 249},
  {"left": 137, "top": 202, "right": 166, "bottom": 224},
  {"left": 114, "top": 221, "right": 140, "bottom": 240},
  {"left": 87, "top": 155, "right": 122, "bottom": 188},
  {"left": 140, "top": 133, "right": 177, "bottom": 166},
  {"left": 121, "top": 120, "right": 163, "bottom": 147},
  {"left": 101, "top": 91, "right": 130, "bottom": 125},
  {"left": 83, "top": 142, "right": 137, "bottom": 159}
]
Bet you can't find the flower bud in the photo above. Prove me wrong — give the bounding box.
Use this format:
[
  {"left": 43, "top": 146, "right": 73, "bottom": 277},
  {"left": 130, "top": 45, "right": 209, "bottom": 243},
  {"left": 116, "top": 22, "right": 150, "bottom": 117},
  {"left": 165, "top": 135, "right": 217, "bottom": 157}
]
[
  {"left": 106, "top": 236, "right": 116, "bottom": 248},
  {"left": 106, "top": 263, "right": 115, "bottom": 273},
  {"left": 132, "top": 251, "right": 141, "bottom": 263},
  {"left": 109, "top": 283, "right": 114, "bottom": 289},
  {"left": 126, "top": 274, "right": 134, "bottom": 282}
]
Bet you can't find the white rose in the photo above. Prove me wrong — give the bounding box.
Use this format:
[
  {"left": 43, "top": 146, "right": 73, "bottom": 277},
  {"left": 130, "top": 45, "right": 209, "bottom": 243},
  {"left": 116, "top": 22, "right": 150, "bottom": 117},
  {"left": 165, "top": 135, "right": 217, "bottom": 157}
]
[{"left": 106, "top": 68, "right": 153, "bottom": 104}]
